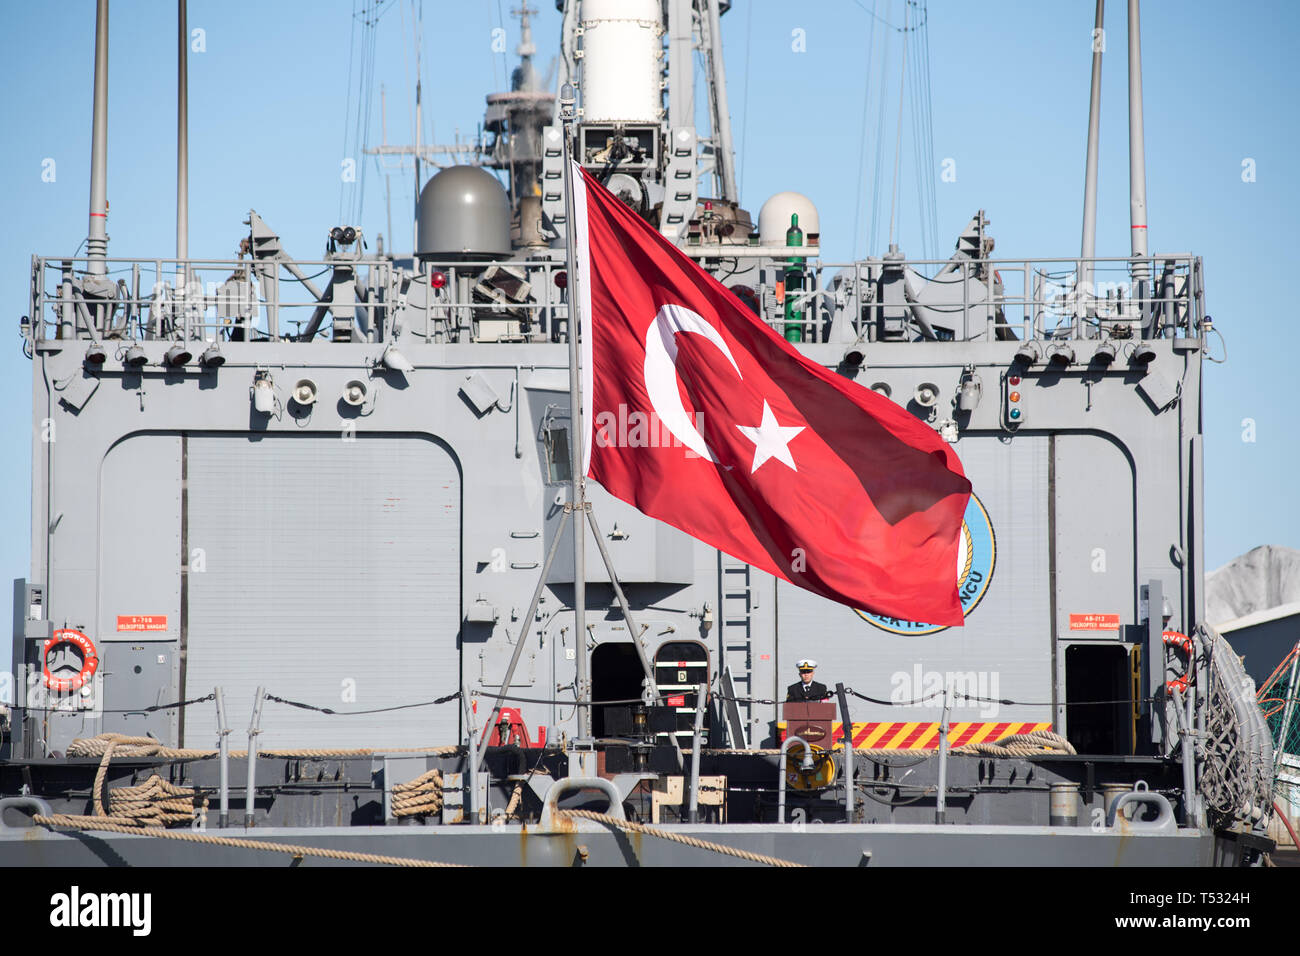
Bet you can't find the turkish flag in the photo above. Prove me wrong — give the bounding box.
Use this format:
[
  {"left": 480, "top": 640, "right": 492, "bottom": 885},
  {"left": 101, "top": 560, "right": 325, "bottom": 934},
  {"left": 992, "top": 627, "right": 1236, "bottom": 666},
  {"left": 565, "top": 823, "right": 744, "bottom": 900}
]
[{"left": 572, "top": 163, "right": 972, "bottom": 627}]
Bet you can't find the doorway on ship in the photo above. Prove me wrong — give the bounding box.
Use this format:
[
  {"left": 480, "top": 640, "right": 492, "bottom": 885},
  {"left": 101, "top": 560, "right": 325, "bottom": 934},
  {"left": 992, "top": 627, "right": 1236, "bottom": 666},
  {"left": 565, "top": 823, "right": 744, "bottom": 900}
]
[
  {"left": 591, "top": 642, "right": 644, "bottom": 737},
  {"left": 1064, "top": 643, "right": 1134, "bottom": 755}
]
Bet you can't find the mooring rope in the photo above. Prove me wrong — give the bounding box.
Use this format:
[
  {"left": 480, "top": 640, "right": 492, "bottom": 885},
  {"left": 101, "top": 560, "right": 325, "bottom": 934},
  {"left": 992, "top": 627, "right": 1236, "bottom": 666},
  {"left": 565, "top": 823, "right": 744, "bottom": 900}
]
[
  {"left": 33, "top": 814, "right": 466, "bottom": 867},
  {"left": 557, "top": 809, "right": 806, "bottom": 868}
]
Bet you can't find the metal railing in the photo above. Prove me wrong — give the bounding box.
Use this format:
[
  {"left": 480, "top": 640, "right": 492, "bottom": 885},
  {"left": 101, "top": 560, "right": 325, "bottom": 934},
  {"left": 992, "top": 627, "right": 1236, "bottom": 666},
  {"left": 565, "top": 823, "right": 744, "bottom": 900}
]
[
  {"left": 24, "top": 252, "right": 1201, "bottom": 351},
  {"left": 752, "top": 253, "right": 1202, "bottom": 345},
  {"left": 26, "top": 254, "right": 572, "bottom": 348}
]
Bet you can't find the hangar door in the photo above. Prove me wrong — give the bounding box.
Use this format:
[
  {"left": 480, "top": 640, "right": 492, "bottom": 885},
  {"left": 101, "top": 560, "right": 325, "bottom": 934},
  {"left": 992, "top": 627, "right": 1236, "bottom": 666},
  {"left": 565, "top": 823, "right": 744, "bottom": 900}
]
[{"left": 184, "top": 433, "right": 460, "bottom": 749}]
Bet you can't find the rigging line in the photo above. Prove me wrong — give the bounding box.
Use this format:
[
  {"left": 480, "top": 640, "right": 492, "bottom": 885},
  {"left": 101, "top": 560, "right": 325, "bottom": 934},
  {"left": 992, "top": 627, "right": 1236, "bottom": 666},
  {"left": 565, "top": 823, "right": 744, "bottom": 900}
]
[
  {"left": 852, "top": 0, "right": 880, "bottom": 261},
  {"left": 492, "top": 0, "right": 505, "bottom": 93},
  {"left": 355, "top": 2, "right": 382, "bottom": 227},
  {"left": 912, "top": 5, "right": 930, "bottom": 259},
  {"left": 339, "top": 0, "right": 360, "bottom": 224},
  {"left": 868, "top": 0, "right": 893, "bottom": 255},
  {"left": 905, "top": 13, "right": 925, "bottom": 258},
  {"left": 738, "top": 0, "right": 752, "bottom": 200},
  {"left": 887, "top": 0, "right": 909, "bottom": 250},
  {"left": 849, "top": 0, "right": 905, "bottom": 32},
  {"left": 909, "top": 2, "right": 933, "bottom": 260},
  {"left": 348, "top": 1, "right": 371, "bottom": 227},
  {"left": 400, "top": 0, "right": 414, "bottom": 162},
  {"left": 919, "top": 1, "right": 939, "bottom": 258}
]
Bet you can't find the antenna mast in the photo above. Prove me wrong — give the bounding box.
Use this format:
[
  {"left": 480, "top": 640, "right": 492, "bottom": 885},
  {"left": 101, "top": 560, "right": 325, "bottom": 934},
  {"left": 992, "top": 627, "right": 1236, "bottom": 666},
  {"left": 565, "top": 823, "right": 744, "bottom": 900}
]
[
  {"left": 1080, "top": 0, "right": 1103, "bottom": 310},
  {"left": 86, "top": 0, "right": 109, "bottom": 275}
]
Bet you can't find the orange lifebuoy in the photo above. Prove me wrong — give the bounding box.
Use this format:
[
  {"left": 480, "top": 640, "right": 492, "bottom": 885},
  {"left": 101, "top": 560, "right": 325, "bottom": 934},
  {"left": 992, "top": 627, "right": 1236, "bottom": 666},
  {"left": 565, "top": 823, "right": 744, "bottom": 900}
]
[
  {"left": 42, "top": 628, "right": 98, "bottom": 693},
  {"left": 1162, "top": 630, "right": 1193, "bottom": 694}
]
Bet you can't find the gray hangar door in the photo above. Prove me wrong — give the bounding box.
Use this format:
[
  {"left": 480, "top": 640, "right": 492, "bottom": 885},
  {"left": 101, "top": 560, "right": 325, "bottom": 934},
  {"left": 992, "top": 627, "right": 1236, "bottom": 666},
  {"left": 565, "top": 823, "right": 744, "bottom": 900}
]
[{"left": 184, "top": 433, "right": 460, "bottom": 749}]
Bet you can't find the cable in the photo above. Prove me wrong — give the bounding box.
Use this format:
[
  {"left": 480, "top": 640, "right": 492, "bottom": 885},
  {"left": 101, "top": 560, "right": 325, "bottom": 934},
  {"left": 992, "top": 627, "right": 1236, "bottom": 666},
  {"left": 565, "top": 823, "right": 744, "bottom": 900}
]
[
  {"left": 473, "top": 691, "right": 666, "bottom": 707},
  {"left": 338, "top": 0, "right": 360, "bottom": 225},
  {"left": 868, "top": 0, "right": 893, "bottom": 254},
  {"left": 737, "top": 0, "right": 752, "bottom": 200},
  {"left": 1205, "top": 325, "right": 1227, "bottom": 363},
  {"left": 850, "top": 0, "right": 905, "bottom": 31},
  {"left": 263, "top": 690, "right": 460, "bottom": 716},
  {"left": 23, "top": 693, "right": 215, "bottom": 715},
  {"left": 852, "top": 0, "right": 880, "bottom": 260}
]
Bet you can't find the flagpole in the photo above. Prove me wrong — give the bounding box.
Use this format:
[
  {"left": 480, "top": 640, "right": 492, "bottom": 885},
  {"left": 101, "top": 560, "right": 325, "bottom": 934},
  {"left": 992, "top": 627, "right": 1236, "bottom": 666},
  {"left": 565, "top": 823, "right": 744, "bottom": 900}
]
[{"left": 559, "top": 82, "right": 590, "bottom": 740}]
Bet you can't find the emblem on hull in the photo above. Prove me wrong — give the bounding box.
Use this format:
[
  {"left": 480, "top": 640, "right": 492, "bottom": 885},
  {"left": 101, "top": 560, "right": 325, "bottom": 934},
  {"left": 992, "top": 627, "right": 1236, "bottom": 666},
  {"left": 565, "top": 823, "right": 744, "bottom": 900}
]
[{"left": 856, "top": 492, "right": 996, "bottom": 635}]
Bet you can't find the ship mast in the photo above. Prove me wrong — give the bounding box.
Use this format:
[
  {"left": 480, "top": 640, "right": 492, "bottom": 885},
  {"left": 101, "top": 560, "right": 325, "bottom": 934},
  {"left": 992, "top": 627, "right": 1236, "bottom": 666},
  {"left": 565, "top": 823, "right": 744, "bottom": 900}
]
[
  {"left": 1080, "top": 0, "right": 1103, "bottom": 311},
  {"left": 177, "top": 0, "right": 188, "bottom": 263},
  {"left": 1127, "top": 0, "right": 1150, "bottom": 307},
  {"left": 86, "top": 0, "right": 109, "bottom": 275}
]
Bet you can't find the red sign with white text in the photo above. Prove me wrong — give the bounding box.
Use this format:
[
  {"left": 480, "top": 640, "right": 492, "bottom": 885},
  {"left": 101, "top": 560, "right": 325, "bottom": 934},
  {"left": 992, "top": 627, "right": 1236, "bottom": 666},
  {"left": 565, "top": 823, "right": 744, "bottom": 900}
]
[
  {"left": 116, "top": 615, "right": 168, "bottom": 632},
  {"left": 1069, "top": 613, "right": 1120, "bottom": 631}
]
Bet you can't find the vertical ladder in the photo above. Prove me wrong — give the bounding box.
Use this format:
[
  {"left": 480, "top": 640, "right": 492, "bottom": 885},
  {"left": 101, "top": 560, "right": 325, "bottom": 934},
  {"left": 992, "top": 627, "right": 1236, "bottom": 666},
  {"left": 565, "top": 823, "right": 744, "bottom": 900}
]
[{"left": 717, "top": 551, "right": 755, "bottom": 747}]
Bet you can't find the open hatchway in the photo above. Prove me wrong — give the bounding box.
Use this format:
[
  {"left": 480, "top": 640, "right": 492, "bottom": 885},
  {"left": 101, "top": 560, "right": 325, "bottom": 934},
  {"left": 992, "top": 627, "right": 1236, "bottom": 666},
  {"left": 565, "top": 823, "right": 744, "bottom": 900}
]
[
  {"left": 591, "top": 642, "right": 645, "bottom": 737},
  {"left": 1065, "top": 643, "right": 1136, "bottom": 755}
]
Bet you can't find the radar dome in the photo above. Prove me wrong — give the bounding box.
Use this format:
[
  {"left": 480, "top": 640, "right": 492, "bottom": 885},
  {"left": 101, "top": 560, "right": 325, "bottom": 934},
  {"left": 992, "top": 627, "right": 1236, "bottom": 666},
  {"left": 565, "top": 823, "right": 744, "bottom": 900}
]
[
  {"left": 757, "top": 191, "right": 819, "bottom": 245},
  {"left": 417, "top": 166, "right": 511, "bottom": 260}
]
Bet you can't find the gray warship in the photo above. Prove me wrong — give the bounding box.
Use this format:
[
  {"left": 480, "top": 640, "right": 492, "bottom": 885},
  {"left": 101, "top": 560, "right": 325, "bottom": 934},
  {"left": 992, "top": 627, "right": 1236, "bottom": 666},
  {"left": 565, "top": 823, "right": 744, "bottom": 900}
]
[{"left": 0, "top": 0, "right": 1278, "bottom": 867}]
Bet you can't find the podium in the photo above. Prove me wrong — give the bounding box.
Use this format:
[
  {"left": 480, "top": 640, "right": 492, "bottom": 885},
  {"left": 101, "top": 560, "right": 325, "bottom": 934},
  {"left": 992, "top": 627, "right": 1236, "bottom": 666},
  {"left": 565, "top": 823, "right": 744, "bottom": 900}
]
[{"left": 781, "top": 702, "right": 836, "bottom": 749}]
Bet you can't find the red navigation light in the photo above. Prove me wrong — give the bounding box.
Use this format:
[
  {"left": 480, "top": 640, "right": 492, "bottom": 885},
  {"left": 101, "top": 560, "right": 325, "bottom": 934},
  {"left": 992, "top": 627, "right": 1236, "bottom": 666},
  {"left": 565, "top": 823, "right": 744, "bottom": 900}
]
[
  {"left": 429, "top": 270, "right": 448, "bottom": 289},
  {"left": 1008, "top": 374, "right": 1021, "bottom": 386},
  {"left": 554, "top": 271, "right": 568, "bottom": 289}
]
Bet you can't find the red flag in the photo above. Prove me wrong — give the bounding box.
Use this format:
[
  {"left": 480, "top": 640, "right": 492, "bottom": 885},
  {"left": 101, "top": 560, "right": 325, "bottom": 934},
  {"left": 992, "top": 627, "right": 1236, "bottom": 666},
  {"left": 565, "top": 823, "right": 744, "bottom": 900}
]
[{"left": 572, "top": 163, "right": 971, "bottom": 627}]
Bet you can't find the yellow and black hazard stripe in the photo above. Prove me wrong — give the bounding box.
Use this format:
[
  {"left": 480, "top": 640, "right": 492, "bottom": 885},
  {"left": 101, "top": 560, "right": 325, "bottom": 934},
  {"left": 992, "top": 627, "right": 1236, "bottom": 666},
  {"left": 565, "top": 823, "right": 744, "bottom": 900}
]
[{"left": 778, "top": 721, "right": 1052, "bottom": 750}]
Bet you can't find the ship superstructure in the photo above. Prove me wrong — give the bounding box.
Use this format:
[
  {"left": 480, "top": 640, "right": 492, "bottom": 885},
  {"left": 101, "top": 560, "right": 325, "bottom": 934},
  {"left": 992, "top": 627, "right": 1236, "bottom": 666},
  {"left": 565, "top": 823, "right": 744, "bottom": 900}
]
[{"left": 0, "top": 0, "right": 1277, "bottom": 867}]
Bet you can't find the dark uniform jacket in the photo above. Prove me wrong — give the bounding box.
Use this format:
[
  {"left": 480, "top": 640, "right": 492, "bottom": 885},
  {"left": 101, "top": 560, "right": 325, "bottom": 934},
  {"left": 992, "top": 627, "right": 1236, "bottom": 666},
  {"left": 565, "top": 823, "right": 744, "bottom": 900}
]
[{"left": 785, "top": 680, "right": 829, "bottom": 702}]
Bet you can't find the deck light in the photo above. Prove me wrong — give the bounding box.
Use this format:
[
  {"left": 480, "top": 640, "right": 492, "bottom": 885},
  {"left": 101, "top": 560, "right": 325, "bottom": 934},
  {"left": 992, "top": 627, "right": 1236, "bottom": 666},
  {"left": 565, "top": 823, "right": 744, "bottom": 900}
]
[
  {"left": 164, "top": 343, "right": 192, "bottom": 367},
  {"left": 1047, "top": 343, "right": 1075, "bottom": 366},
  {"left": 381, "top": 345, "right": 414, "bottom": 373},
  {"left": 251, "top": 371, "right": 276, "bottom": 414},
  {"left": 1013, "top": 341, "right": 1041, "bottom": 366}
]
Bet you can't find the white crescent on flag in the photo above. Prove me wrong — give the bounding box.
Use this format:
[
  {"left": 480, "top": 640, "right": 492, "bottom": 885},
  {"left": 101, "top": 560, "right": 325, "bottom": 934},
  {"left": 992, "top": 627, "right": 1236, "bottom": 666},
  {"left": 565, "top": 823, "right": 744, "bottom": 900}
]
[{"left": 643, "top": 304, "right": 742, "bottom": 463}]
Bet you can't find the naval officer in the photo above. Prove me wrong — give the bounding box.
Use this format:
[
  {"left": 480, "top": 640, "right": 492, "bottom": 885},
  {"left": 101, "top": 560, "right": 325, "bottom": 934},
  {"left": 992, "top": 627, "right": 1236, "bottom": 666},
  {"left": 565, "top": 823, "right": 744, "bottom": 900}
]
[{"left": 785, "top": 659, "right": 829, "bottom": 702}]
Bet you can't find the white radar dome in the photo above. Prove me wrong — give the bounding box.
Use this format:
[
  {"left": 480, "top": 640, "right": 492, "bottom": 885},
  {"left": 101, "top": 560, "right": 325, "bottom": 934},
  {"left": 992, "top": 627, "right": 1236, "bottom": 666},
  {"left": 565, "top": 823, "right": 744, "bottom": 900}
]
[{"left": 757, "top": 192, "right": 820, "bottom": 245}]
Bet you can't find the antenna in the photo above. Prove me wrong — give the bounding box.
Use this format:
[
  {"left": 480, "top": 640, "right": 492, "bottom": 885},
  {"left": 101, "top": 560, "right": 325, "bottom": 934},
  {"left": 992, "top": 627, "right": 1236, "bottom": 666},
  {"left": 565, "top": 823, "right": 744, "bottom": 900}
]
[
  {"left": 701, "top": 0, "right": 737, "bottom": 203},
  {"left": 1127, "top": 0, "right": 1150, "bottom": 300},
  {"left": 177, "top": 0, "right": 188, "bottom": 263},
  {"left": 86, "top": 0, "right": 109, "bottom": 276},
  {"left": 414, "top": 0, "right": 423, "bottom": 252},
  {"left": 1080, "top": 0, "right": 1103, "bottom": 312}
]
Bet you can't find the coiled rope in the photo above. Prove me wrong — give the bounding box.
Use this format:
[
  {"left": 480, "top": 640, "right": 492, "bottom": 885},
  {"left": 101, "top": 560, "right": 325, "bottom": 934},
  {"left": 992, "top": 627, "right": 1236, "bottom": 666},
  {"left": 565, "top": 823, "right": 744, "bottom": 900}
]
[
  {"left": 390, "top": 768, "right": 445, "bottom": 818},
  {"left": 33, "top": 814, "right": 466, "bottom": 867},
  {"left": 557, "top": 809, "right": 806, "bottom": 867},
  {"left": 68, "top": 733, "right": 460, "bottom": 828},
  {"left": 950, "top": 730, "right": 1076, "bottom": 757}
]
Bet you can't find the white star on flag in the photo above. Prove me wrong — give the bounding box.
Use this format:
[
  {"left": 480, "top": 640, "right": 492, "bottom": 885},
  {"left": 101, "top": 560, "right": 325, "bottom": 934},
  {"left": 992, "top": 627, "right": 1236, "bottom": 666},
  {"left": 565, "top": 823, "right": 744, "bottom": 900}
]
[{"left": 736, "top": 400, "right": 805, "bottom": 474}]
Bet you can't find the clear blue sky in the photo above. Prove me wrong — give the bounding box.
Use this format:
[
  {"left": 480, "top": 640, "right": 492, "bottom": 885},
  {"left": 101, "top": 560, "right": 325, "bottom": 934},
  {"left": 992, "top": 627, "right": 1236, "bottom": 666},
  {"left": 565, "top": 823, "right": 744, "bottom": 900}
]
[{"left": 2, "top": 1, "right": 1297, "bottom": 670}]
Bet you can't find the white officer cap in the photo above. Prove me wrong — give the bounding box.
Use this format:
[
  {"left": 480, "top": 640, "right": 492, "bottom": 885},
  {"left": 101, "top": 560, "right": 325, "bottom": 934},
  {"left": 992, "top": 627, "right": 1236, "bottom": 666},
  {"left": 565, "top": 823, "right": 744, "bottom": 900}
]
[{"left": 796, "top": 659, "right": 817, "bottom": 670}]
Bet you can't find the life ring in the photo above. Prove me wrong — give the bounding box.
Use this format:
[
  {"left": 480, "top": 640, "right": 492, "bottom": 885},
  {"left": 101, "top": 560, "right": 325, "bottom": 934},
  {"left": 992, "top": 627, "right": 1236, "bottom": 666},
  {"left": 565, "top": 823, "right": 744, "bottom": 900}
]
[
  {"left": 43, "top": 628, "right": 98, "bottom": 693},
  {"left": 1162, "top": 630, "right": 1193, "bottom": 694}
]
